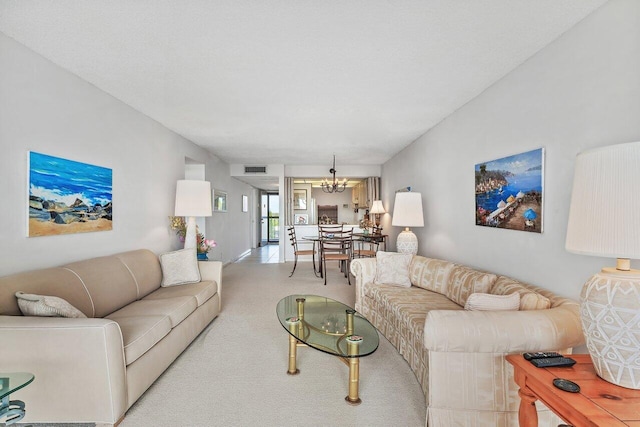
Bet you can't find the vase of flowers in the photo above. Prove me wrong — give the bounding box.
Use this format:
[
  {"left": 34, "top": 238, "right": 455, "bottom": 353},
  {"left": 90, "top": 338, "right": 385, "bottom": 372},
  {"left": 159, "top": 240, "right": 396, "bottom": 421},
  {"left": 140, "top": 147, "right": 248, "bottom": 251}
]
[{"left": 169, "top": 216, "right": 216, "bottom": 260}]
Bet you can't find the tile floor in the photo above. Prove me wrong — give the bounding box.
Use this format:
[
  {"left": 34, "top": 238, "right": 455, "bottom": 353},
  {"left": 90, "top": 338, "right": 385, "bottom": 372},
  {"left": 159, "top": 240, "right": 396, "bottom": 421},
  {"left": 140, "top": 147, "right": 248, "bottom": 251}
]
[{"left": 235, "top": 243, "right": 280, "bottom": 264}]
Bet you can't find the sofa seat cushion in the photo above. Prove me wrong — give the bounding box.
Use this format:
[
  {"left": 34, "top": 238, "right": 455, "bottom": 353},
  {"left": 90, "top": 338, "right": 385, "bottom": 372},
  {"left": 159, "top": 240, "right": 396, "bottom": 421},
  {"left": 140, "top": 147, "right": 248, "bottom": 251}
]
[
  {"left": 363, "top": 283, "right": 462, "bottom": 396},
  {"left": 107, "top": 297, "right": 197, "bottom": 328},
  {"left": 143, "top": 280, "right": 217, "bottom": 307},
  {"left": 107, "top": 314, "right": 172, "bottom": 365}
]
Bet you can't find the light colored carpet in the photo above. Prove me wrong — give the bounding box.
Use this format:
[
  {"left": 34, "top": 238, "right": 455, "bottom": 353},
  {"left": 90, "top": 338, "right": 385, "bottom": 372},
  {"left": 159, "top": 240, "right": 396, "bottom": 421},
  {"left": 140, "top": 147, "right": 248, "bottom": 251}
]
[{"left": 120, "top": 261, "right": 426, "bottom": 427}]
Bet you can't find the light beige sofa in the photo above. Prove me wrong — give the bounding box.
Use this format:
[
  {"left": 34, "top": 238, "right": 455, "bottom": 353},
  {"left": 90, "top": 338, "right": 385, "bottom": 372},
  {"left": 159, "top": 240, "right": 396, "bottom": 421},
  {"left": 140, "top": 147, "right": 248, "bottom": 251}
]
[
  {"left": 351, "top": 255, "right": 584, "bottom": 427},
  {"left": 0, "top": 249, "right": 222, "bottom": 426}
]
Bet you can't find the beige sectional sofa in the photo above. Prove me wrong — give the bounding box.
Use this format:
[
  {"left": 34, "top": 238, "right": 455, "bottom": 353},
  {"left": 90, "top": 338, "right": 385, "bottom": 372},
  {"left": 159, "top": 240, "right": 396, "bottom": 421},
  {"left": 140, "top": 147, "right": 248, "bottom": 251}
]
[
  {"left": 351, "top": 254, "right": 585, "bottom": 427},
  {"left": 0, "top": 249, "right": 222, "bottom": 426}
]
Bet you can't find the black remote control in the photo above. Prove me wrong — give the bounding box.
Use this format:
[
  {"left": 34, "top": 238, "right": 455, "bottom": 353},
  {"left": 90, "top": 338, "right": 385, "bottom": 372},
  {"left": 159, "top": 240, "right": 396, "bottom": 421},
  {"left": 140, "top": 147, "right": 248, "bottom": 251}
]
[
  {"left": 530, "top": 357, "right": 576, "bottom": 368},
  {"left": 523, "top": 352, "right": 562, "bottom": 360}
]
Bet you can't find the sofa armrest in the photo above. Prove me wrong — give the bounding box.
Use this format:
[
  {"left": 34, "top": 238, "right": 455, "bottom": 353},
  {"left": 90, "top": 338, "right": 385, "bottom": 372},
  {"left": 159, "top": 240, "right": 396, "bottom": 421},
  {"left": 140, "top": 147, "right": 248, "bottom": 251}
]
[
  {"left": 424, "top": 305, "right": 584, "bottom": 354},
  {"left": 0, "top": 315, "right": 127, "bottom": 425},
  {"left": 350, "top": 258, "right": 377, "bottom": 313},
  {"left": 199, "top": 260, "right": 222, "bottom": 311}
]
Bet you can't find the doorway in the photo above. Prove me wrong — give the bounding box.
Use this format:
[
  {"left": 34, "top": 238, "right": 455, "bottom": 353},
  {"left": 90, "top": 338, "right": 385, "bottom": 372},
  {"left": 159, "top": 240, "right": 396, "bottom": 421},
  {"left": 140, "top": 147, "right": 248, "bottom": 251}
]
[{"left": 260, "top": 192, "right": 280, "bottom": 246}]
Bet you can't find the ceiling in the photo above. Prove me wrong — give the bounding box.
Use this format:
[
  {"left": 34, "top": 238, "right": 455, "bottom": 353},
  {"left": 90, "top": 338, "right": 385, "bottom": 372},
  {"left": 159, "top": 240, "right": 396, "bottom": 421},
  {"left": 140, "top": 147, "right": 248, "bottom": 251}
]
[{"left": 0, "top": 1, "right": 606, "bottom": 170}]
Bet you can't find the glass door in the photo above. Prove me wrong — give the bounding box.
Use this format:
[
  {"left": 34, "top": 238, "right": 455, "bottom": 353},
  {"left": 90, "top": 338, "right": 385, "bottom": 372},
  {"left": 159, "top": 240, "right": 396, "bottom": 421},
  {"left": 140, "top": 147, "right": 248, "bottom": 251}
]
[{"left": 267, "top": 193, "right": 279, "bottom": 243}]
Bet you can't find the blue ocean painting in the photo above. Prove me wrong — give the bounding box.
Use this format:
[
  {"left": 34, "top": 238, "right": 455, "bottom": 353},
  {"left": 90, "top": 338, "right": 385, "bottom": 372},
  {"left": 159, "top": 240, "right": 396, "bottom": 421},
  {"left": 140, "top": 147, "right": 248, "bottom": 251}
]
[
  {"left": 475, "top": 148, "right": 544, "bottom": 233},
  {"left": 28, "top": 152, "right": 113, "bottom": 236}
]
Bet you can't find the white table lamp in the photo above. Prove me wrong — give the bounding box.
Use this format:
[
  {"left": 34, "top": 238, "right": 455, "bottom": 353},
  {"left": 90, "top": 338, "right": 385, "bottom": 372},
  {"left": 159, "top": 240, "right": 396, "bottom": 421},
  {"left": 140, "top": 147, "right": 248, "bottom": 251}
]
[
  {"left": 392, "top": 192, "right": 424, "bottom": 255},
  {"left": 566, "top": 141, "right": 640, "bottom": 389},
  {"left": 175, "top": 180, "right": 212, "bottom": 249},
  {"left": 369, "top": 200, "right": 385, "bottom": 228}
]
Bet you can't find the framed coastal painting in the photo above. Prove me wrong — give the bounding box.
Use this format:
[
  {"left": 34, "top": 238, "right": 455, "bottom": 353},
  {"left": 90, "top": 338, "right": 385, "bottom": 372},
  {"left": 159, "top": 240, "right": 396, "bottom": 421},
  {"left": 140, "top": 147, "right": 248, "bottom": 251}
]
[
  {"left": 213, "top": 189, "right": 227, "bottom": 212},
  {"left": 293, "top": 189, "right": 307, "bottom": 210},
  {"left": 475, "top": 148, "right": 544, "bottom": 233},
  {"left": 294, "top": 213, "right": 308, "bottom": 225},
  {"left": 28, "top": 151, "right": 113, "bottom": 237}
]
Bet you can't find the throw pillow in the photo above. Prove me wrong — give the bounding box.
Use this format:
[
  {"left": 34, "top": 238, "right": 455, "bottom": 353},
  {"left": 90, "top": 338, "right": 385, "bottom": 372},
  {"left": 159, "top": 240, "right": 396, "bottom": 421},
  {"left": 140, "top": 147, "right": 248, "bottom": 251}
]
[
  {"left": 464, "top": 292, "right": 520, "bottom": 311},
  {"left": 15, "top": 291, "right": 86, "bottom": 318},
  {"left": 445, "top": 265, "right": 497, "bottom": 306},
  {"left": 159, "top": 248, "right": 201, "bottom": 287},
  {"left": 491, "top": 276, "right": 552, "bottom": 310},
  {"left": 374, "top": 251, "right": 413, "bottom": 287}
]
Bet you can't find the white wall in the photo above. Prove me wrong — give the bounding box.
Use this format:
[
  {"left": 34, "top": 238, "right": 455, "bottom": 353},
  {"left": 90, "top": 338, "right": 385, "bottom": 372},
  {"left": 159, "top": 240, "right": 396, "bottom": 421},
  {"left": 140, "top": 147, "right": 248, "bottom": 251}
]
[
  {"left": 0, "top": 33, "right": 253, "bottom": 275},
  {"left": 381, "top": 0, "right": 640, "bottom": 300}
]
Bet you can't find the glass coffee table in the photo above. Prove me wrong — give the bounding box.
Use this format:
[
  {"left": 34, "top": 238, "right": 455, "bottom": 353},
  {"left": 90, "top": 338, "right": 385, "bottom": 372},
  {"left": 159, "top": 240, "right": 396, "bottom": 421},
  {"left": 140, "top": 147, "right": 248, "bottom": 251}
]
[
  {"left": 276, "top": 295, "right": 379, "bottom": 404},
  {"left": 0, "top": 372, "right": 34, "bottom": 425}
]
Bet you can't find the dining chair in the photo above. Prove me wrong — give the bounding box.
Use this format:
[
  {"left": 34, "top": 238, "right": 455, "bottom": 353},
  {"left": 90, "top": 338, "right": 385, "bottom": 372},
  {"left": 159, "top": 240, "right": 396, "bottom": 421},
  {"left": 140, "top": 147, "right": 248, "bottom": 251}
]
[
  {"left": 287, "top": 226, "right": 318, "bottom": 277},
  {"left": 319, "top": 227, "right": 353, "bottom": 286},
  {"left": 353, "top": 226, "right": 383, "bottom": 258}
]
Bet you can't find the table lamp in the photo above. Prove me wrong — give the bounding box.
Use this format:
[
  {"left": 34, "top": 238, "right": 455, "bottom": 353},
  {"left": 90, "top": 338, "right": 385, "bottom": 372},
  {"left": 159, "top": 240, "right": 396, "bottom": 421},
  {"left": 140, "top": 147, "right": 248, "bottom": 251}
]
[
  {"left": 174, "top": 180, "right": 212, "bottom": 250},
  {"left": 565, "top": 141, "right": 640, "bottom": 389},
  {"left": 369, "top": 200, "right": 385, "bottom": 229},
  {"left": 391, "top": 191, "right": 424, "bottom": 255}
]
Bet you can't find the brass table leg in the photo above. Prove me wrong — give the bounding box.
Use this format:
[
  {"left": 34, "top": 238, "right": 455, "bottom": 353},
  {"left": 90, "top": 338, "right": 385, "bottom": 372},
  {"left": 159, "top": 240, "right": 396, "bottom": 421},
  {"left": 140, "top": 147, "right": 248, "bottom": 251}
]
[
  {"left": 287, "top": 333, "right": 300, "bottom": 375},
  {"left": 345, "top": 356, "right": 361, "bottom": 404},
  {"left": 345, "top": 340, "right": 361, "bottom": 405}
]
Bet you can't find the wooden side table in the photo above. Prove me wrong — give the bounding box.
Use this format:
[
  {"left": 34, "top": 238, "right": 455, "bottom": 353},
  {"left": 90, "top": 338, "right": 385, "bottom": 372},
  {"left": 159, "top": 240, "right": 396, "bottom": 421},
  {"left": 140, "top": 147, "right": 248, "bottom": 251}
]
[{"left": 506, "top": 354, "right": 640, "bottom": 427}]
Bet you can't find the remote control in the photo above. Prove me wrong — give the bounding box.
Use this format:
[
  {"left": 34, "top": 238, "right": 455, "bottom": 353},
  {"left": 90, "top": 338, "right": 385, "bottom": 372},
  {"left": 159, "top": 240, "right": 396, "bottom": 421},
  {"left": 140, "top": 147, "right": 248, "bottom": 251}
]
[
  {"left": 530, "top": 357, "right": 576, "bottom": 368},
  {"left": 523, "top": 352, "right": 562, "bottom": 361}
]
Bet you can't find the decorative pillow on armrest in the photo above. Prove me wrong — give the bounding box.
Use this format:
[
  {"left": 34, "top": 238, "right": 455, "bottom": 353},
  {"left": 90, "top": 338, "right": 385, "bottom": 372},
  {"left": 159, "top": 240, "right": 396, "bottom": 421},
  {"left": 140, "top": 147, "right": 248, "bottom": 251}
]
[
  {"left": 464, "top": 292, "right": 520, "bottom": 311},
  {"left": 374, "top": 251, "right": 413, "bottom": 287},
  {"left": 159, "top": 248, "right": 201, "bottom": 287},
  {"left": 15, "top": 291, "right": 87, "bottom": 318}
]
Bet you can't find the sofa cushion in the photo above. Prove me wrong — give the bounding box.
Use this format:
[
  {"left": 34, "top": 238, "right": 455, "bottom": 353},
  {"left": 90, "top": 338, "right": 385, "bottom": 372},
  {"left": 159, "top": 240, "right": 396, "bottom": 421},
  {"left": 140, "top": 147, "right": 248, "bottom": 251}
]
[
  {"left": 491, "top": 276, "right": 551, "bottom": 310},
  {"left": 374, "top": 252, "right": 413, "bottom": 287},
  {"left": 15, "top": 291, "right": 87, "bottom": 318},
  {"left": 107, "top": 297, "right": 197, "bottom": 328},
  {"left": 106, "top": 314, "right": 172, "bottom": 365},
  {"left": 464, "top": 292, "right": 520, "bottom": 311},
  {"left": 143, "top": 280, "right": 217, "bottom": 307},
  {"left": 409, "top": 257, "right": 455, "bottom": 294},
  {"left": 64, "top": 255, "right": 140, "bottom": 318},
  {"left": 445, "top": 265, "right": 497, "bottom": 306},
  {"left": 159, "top": 249, "right": 201, "bottom": 287}
]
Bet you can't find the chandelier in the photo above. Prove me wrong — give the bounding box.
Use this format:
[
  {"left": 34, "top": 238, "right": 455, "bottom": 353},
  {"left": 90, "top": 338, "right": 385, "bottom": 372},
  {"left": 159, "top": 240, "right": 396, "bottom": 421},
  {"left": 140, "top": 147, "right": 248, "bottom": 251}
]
[{"left": 321, "top": 155, "right": 347, "bottom": 193}]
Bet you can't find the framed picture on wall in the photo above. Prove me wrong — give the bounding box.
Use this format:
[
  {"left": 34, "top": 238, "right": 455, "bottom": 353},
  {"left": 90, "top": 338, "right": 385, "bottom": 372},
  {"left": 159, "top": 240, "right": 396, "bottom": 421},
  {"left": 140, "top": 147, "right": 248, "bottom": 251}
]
[
  {"left": 294, "top": 214, "right": 309, "bottom": 225},
  {"left": 474, "top": 148, "right": 544, "bottom": 233},
  {"left": 293, "top": 189, "right": 307, "bottom": 210},
  {"left": 28, "top": 151, "right": 113, "bottom": 237},
  {"left": 242, "top": 195, "right": 248, "bottom": 212},
  {"left": 213, "top": 189, "right": 227, "bottom": 212}
]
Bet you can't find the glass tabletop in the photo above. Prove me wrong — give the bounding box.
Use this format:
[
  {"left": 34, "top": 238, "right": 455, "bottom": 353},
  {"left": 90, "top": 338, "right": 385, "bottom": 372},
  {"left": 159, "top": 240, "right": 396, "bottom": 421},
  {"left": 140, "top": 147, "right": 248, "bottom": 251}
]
[
  {"left": 276, "top": 295, "right": 379, "bottom": 358},
  {"left": 0, "top": 373, "right": 34, "bottom": 400}
]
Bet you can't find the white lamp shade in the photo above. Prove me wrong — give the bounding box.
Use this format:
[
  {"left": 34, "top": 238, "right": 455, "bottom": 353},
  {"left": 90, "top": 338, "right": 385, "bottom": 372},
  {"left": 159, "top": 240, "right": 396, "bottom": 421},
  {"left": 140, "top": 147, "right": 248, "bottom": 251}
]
[
  {"left": 565, "top": 141, "right": 640, "bottom": 259},
  {"left": 369, "top": 200, "right": 385, "bottom": 214},
  {"left": 175, "top": 180, "right": 212, "bottom": 217},
  {"left": 392, "top": 192, "right": 424, "bottom": 227}
]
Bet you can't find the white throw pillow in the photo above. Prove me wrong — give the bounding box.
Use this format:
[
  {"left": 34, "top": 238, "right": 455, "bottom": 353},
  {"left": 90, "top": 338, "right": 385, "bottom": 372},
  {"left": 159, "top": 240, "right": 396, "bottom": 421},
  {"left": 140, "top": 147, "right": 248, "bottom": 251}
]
[
  {"left": 15, "top": 291, "right": 86, "bottom": 318},
  {"left": 464, "top": 292, "right": 520, "bottom": 311},
  {"left": 159, "top": 248, "right": 201, "bottom": 287},
  {"left": 374, "top": 251, "right": 413, "bottom": 287}
]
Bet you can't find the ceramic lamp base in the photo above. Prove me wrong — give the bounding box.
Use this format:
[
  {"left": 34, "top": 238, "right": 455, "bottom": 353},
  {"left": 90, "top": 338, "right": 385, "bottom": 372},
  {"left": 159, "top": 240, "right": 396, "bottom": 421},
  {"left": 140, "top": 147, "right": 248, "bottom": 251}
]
[
  {"left": 580, "top": 268, "right": 640, "bottom": 389},
  {"left": 396, "top": 228, "right": 418, "bottom": 255}
]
